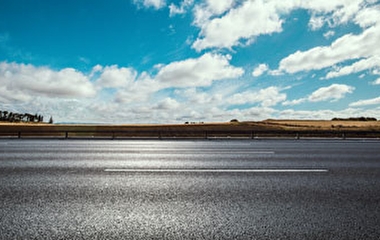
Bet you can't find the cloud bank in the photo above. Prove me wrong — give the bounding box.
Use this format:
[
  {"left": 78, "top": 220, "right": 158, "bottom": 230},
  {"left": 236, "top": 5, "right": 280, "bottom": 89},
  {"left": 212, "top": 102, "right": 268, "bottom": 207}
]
[{"left": 1, "top": 0, "right": 379, "bottom": 123}]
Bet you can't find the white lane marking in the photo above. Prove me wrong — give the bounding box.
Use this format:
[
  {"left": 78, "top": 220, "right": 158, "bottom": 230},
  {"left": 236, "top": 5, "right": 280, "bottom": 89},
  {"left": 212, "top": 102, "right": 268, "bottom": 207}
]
[{"left": 104, "top": 168, "right": 328, "bottom": 173}]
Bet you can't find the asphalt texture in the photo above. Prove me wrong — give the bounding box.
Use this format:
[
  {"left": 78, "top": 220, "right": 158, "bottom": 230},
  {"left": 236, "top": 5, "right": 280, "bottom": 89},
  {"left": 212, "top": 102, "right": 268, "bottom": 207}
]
[{"left": 1, "top": 139, "right": 380, "bottom": 239}]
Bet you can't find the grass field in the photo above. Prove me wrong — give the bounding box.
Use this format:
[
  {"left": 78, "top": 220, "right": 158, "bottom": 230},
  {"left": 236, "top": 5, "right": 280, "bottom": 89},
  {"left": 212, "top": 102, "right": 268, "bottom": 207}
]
[
  {"left": 1, "top": 120, "right": 379, "bottom": 139},
  {"left": 262, "top": 119, "right": 380, "bottom": 130}
]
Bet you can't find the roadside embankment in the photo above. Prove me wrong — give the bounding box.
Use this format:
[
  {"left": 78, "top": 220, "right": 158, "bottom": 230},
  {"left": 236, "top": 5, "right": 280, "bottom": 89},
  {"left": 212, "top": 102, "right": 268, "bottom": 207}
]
[{"left": 1, "top": 120, "right": 379, "bottom": 139}]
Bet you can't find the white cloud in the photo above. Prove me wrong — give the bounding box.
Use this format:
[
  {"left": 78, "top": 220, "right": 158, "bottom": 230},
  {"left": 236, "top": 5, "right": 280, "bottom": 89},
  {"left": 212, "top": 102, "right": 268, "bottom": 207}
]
[
  {"left": 113, "top": 73, "right": 160, "bottom": 104},
  {"left": 173, "top": 104, "right": 277, "bottom": 122},
  {"left": 252, "top": 64, "right": 269, "bottom": 77},
  {"left": 349, "top": 96, "right": 380, "bottom": 107},
  {"left": 193, "top": 0, "right": 283, "bottom": 51},
  {"left": 278, "top": 107, "right": 380, "bottom": 120},
  {"left": 176, "top": 88, "right": 222, "bottom": 105},
  {"left": 278, "top": 24, "right": 380, "bottom": 74},
  {"left": 154, "top": 97, "right": 180, "bottom": 110},
  {"left": 193, "top": 0, "right": 234, "bottom": 26},
  {"left": 275, "top": 3, "right": 380, "bottom": 78},
  {"left": 323, "top": 30, "right": 335, "bottom": 39},
  {"left": 371, "top": 78, "right": 380, "bottom": 85},
  {"left": 282, "top": 98, "right": 307, "bottom": 106},
  {"left": 227, "top": 86, "right": 286, "bottom": 107},
  {"left": 220, "top": 106, "right": 277, "bottom": 121},
  {"left": 308, "top": 84, "right": 355, "bottom": 102},
  {"left": 133, "top": 0, "right": 166, "bottom": 9},
  {"left": 96, "top": 65, "right": 137, "bottom": 88},
  {"left": 0, "top": 61, "right": 96, "bottom": 103},
  {"left": 155, "top": 53, "right": 244, "bottom": 87},
  {"left": 205, "top": 0, "right": 235, "bottom": 15},
  {"left": 91, "top": 64, "right": 103, "bottom": 74},
  {"left": 326, "top": 56, "right": 380, "bottom": 79},
  {"left": 102, "top": 53, "right": 243, "bottom": 104},
  {"left": 354, "top": 4, "right": 380, "bottom": 28},
  {"left": 303, "top": 0, "right": 363, "bottom": 29},
  {"left": 192, "top": 0, "right": 366, "bottom": 51},
  {"left": 309, "top": 14, "right": 325, "bottom": 30},
  {"left": 279, "top": 109, "right": 337, "bottom": 119},
  {"left": 169, "top": 0, "right": 193, "bottom": 16},
  {"left": 283, "top": 84, "right": 355, "bottom": 106}
]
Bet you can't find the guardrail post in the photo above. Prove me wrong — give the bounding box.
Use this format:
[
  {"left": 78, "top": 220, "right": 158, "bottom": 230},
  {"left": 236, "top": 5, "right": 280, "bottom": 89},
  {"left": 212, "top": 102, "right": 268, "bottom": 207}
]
[
  {"left": 251, "top": 131, "right": 254, "bottom": 139},
  {"left": 65, "top": 132, "right": 68, "bottom": 139},
  {"left": 342, "top": 132, "right": 346, "bottom": 140},
  {"left": 18, "top": 132, "right": 21, "bottom": 139},
  {"left": 205, "top": 131, "right": 208, "bottom": 139},
  {"left": 296, "top": 132, "right": 300, "bottom": 140},
  {"left": 159, "top": 131, "right": 162, "bottom": 140}
]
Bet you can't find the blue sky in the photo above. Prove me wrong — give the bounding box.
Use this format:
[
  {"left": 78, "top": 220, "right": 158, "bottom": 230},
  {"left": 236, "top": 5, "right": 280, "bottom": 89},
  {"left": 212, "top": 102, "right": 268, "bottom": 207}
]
[{"left": 1, "top": 0, "right": 379, "bottom": 123}]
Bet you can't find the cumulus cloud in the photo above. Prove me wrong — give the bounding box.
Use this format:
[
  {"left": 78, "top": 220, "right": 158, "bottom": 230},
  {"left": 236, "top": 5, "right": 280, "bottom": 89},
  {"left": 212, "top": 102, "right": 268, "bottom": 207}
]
[
  {"left": 96, "top": 65, "right": 137, "bottom": 88},
  {"left": 205, "top": 0, "right": 235, "bottom": 15},
  {"left": 282, "top": 98, "right": 307, "bottom": 106},
  {"left": 283, "top": 84, "right": 355, "bottom": 106},
  {"left": 0, "top": 61, "right": 96, "bottom": 103},
  {"left": 176, "top": 88, "right": 223, "bottom": 105},
  {"left": 193, "top": 0, "right": 283, "bottom": 51},
  {"left": 278, "top": 107, "right": 380, "bottom": 120},
  {"left": 308, "top": 14, "right": 325, "bottom": 30},
  {"left": 0, "top": 53, "right": 245, "bottom": 121},
  {"left": 113, "top": 73, "right": 160, "bottom": 104},
  {"left": 227, "top": 86, "right": 287, "bottom": 107},
  {"left": 154, "top": 97, "right": 180, "bottom": 110},
  {"left": 0, "top": 59, "right": 372, "bottom": 124},
  {"left": 354, "top": 3, "right": 380, "bottom": 28},
  {"left": 169, "top": 0, "right": 193, "bottom": 16},
  {"left": 102, "top": 53, "right": 243, "bottom": 104},
  {"left": 349, "top": 96, "right": 380, "bottom": 107},
  {"left": 326, "top": 56, "right": 380, "bottom": 79},
  {"left": 371, "top": 78, "right": 380, "bottom": 85},
  {"left": 306, "top": 0, "right": 362, "bottom": 29},
  {"left": 133, "top": 0, "right": 166, "bottom": 9},
  {"left": 323, "top": 30, "right": 335, "bottom": 39},
  {"left": 192, "top": 0, "right": 366, "bottom": 51},
  {"left": 193, "top": 0, "right": 234, "bottom": 26},
  {"left": 276, "top": 4, "right": 380, "bottom": 79},
  {"left": 252, "top": 64, "right": 269, "bottom": 77},
  {"left": 308, "top": 84, "right": 355, "bottom": 102},
  {"left": 155, "top": 53, "right": 244, "bottom": 87},
  {"left": 278, "top": 25, "right": 380, "bottom": 74}
]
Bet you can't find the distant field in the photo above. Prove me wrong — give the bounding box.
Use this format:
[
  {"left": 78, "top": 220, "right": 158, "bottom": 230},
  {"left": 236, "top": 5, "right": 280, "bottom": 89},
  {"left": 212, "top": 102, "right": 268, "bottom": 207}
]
[
  {"left": 262, "top": 119, "right": 380, "bottom": 130},
  {"left": 1, "top": 120, "right": 379, "bottom": 139}
]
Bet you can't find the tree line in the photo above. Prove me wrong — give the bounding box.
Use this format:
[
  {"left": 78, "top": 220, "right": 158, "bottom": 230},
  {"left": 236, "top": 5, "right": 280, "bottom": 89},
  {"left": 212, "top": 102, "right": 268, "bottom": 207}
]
[
  {"left": 331, "top": 117, "right": 377, "bottom": 121},
  {"left": 0, "top": 110, "right": 53, "bottom": 123}
]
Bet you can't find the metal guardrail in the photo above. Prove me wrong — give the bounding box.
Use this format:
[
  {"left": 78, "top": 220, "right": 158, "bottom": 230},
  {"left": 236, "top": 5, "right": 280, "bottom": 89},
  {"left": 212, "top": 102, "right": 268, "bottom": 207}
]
[{"left": 1, "top": 129, "right": 380, "bottom": 139}]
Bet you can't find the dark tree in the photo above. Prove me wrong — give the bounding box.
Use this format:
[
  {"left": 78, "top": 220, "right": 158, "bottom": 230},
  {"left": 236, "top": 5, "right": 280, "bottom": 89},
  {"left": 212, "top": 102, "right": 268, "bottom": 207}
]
[
  {"left": 1, "top": 110, "right": 47, "bottom": 123},
  {"left": 3, "top": 111, "right": 8, "bottom": 120}
]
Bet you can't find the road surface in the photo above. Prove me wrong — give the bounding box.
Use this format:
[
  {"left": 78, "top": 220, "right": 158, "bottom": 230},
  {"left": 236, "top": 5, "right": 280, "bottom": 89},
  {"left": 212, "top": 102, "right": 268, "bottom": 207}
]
[{"left": 1, "top": 139, "right": 380, "bottom": 239}]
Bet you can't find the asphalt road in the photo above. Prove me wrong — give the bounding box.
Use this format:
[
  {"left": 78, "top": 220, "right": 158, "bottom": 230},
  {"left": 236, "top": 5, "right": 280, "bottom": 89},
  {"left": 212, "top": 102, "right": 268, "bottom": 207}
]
[{"left": 1, "top": 139, "right": 380, "bottom": 239}]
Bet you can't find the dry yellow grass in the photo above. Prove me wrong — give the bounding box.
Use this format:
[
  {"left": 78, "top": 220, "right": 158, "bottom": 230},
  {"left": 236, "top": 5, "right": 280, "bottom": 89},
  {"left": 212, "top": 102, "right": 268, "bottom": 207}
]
[{"left": 262, "top": 119, "right": 380, "bottom": 130}]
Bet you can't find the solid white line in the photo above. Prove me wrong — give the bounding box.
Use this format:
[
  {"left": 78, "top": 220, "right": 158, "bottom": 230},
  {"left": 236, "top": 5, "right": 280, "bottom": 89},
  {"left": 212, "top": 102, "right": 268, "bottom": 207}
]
[{"left": 104, "top": 168, "right": 328, "bottom": 173}]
